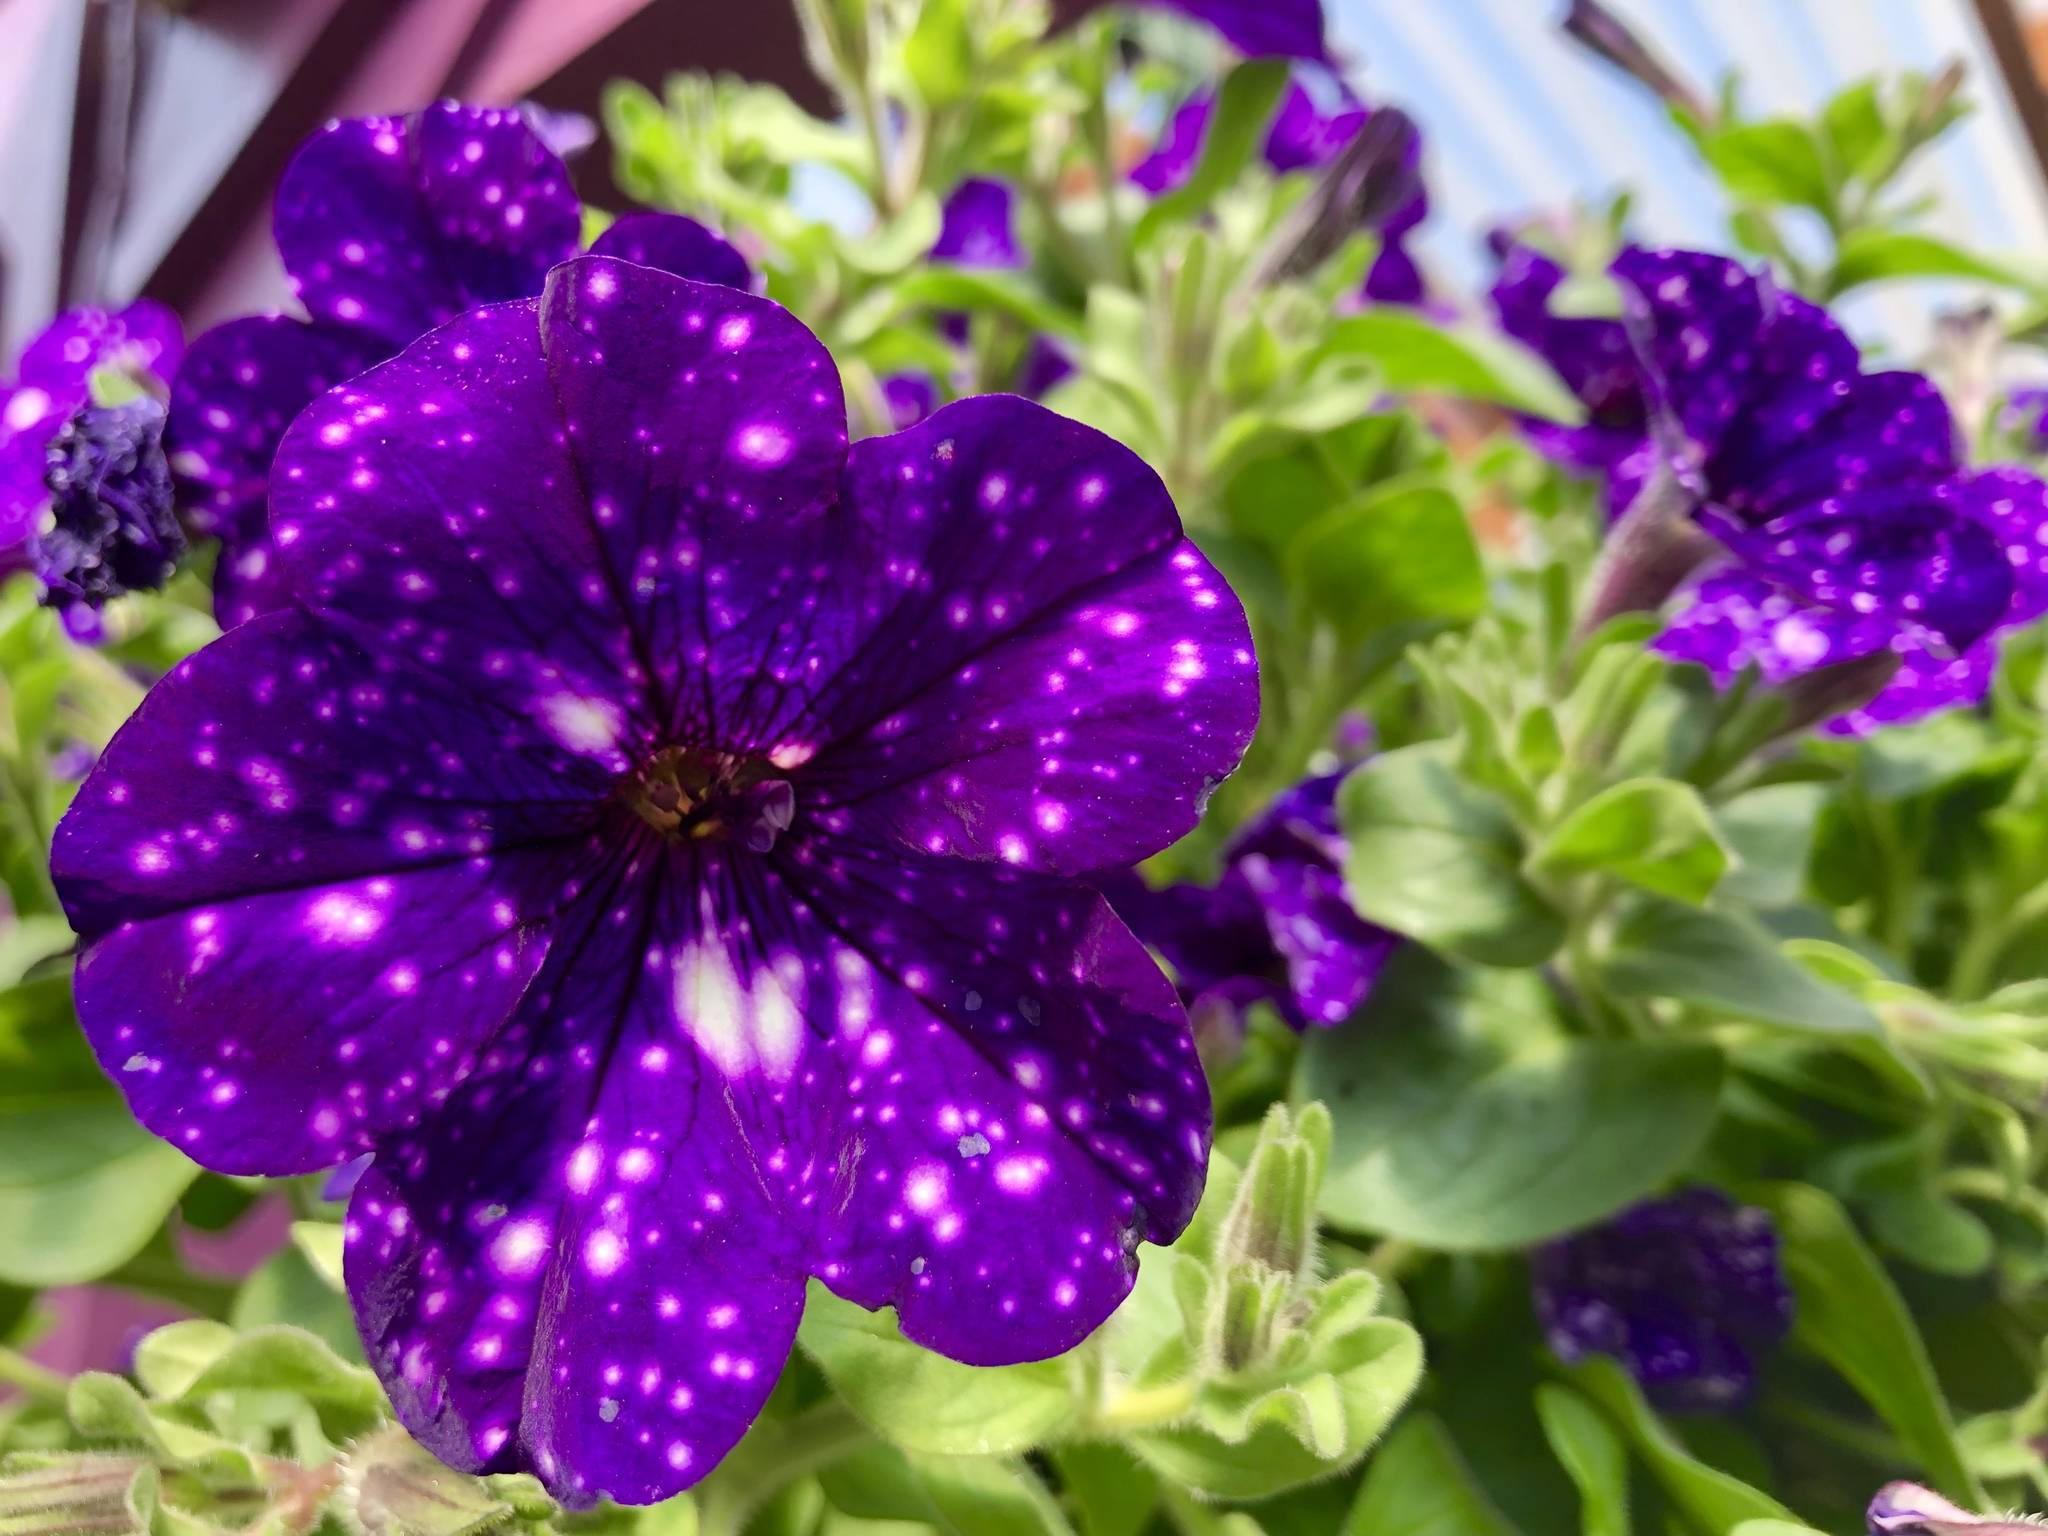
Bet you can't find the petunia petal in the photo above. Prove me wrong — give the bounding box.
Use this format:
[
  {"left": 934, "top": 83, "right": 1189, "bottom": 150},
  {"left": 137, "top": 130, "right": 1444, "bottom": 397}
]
[
  {"left": 1715, "top": 486, "right": 2014, "bottom": 653},
  {"left": 800, "top": 396, "right": 1258, "bottom": 875},
  {"left": 1960, "top": 464, "right": 2048, "bottom": 624},
  {"left": 587, "top": 212, "right": 754, "bottom": 291},
  {"left": 166, "top": 315, "right": 381, "bottom": 627},
  {"left": 783, "top": 840, "right": 1210, "bottom": 1362},
  {"left": 53, "top": 607, "right": 604, "bottom": 935},
  {"left": 1139, "top": 0, "right": 1327, "bottom": 58},
  {"left": 274, "top": 103, "right": 580, "bottom": 346},
  {"left": 271, "top": 297, "right": 661, "bottom": 752},
  {"left": 17, "top": 300, "right": 184, "bottom": 397},
  {"left": 1612, "top": 247, "right": 1774, "bottom": 457},
  {"left": 1709, "top": 370, "right": 1955, "bottom": 526}
]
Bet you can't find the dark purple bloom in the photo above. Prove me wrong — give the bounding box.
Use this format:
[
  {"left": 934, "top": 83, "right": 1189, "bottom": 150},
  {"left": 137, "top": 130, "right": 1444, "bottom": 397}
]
[
  {"left": 56, "top": 256, "right": 1258, "bottom": 1504},
  {"left": 1134, "top": 0, "right": 1328, "bottom": 59},
  {"left": 168, "top": 101, "right": 749, "bottom": 632},
  {"left": 931, "top": 179, "right": 1024, "bottom": 269},
  {"left": 1868, "top": 1483, "right": 2047, "bottom": 1533},
  {"left": 0, "top": 302, "right": 181, "bottom": 562},
  {"left": 1533, "top": 1187, "right": 1793, "bottom": 1413},
  {"left": 35, "top": 399, "right": 185, "bottom": 626},
  {"left": 882, "top": 373, "right": 938, "bottom": 430},
  {"left": 1488, "top": 242, "right": 1649, "bottom": 482},
  {"left": 2002, "top": 385, "right": 2048, "bottom": 446},
  {"left": 1132, "top": 82, "right": 1428, "bottom": 305},
  {"left": 1107, "top": 773, "right": 1397, "bottom": 1031}
]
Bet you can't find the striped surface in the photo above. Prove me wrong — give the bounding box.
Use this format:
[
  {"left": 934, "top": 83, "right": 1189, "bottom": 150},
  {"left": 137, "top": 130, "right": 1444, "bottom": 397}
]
[{"left": 1334, "top": 0, "right": 2048, "bottom": 354}]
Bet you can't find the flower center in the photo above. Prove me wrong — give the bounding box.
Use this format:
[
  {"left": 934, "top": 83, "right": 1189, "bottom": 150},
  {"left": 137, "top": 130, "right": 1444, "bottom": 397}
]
[{"left": 619, "top": 747, "right": 795, "bottom": 852}]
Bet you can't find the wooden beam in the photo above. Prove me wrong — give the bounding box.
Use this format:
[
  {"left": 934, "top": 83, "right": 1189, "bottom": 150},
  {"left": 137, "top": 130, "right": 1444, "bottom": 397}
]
[{"left": 1970, "top": 0, "right": 2048, "bottom": 209}]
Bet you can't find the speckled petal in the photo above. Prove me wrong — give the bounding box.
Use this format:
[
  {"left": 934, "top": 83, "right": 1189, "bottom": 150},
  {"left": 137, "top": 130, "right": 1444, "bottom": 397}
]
[
  {"left": 53, "top": 607, "right": 605, "bottom": 935},
  {"left": 343, "top": 871, "right": 810, "bottom": 1505},
  {"left": 1488, "top": 244, "right": 1647, "bottom": 473},
  {"left": 1141, "top": 0, "right": 1328, "bottom": 58},
  {"left": 17, "top": 300, "right": 184, "bottom": 396},
  {"left": 271, "top": 296, "right": 662, "bottom": 751},
  {"left": 1710, "top": 371, "right": 1955, "bottom": 526},
  {"left": 1235, "top": 853, "right": 1395, "bottom": 1027},
  {"left": 787, "top": 840, "right": 1210, "bottom": 1362},
  {"left": 1714, "top": 487, "right": 2014, "bottom": 652},
  {"left": 588, "top": 212, "right": 754, "bottom": 291},
  {"left": 166, "top": 315, "right": 381, "bottom": 627},
  {"left": 802, "top": 396, "right": 1259, "bottom": 876},
  {"left": 274, "top": 103, "right": 580, "bottom": 345},
  {"left": 1612, "top": 247, "right": 1775, "bottom": 453},
  {"left": 536, "top": 257, "right": 851, "bottom": 743},
  {"left": 1961, "top": 464, "right": 2048, "bottom": 623}
]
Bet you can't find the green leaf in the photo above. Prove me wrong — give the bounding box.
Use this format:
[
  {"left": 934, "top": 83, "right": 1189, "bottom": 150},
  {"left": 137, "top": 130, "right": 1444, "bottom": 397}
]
[
  {"left": 1341, "top": 1413, "right": 1522, "bottom": 1536},
  {"left": 1700, "top": 120, "right": 1831, "bottom": 209},
  {"left": 1751, "top": 1182, "right": 1983, "bottom": 1504},
  {"left": 1530, "top": 778, "right": 1730, "bottom": 904},
  {"left": 289, "top": 1220, "right": 347, "bottom": 1292},
  {"left": 1821, "top": 79, "right": 1893, "bottom": 180},
  {"left": 1319, "top": 310, "right": 1584, "bottom": 421},
  {"left": 173, "top": 1325, "right": 384, "bottom": 1421},
  {"left": 1133, "top": 60, "right": 1289, "bottom": 249},
  {"left": 821, "top": 1443, "right": 1075, "bottom": 1536},
  {"left": 1599, "top": 899, "right": 1881, "bottom": 1035},
  {"left": 132, "top": 1321, "right": 238, "bottom": 1401},
  {"left": 1338, "top": 745, "right": 1564, "bottom": 968},
  {"left": 235, "top": 1241, "right": 363, "bottom": 1363},
  {"left": 796, "top": 1281, "right": 1074, "bottom": 1456},
  {"left": 1561, "top": 1356, "right": 1796, "bottom": 1529},
  {"left": 1533, "top": 1386, "right": 1629, "bottom": 1536},
  {"left": 901, "top": 0, "right": 974, "bottom": 106},
  {"left": 1048, "top": 1444, "right": 1157, "bottom": 1536},
  {"left": 840, "top": 192, "right": 944, "bottom": 276},
  {"left": 66, "top": 1374, "right": 262, "bottom": 1481},
  {"left": 1303, "top": 949, "right": 1724, "bottom": 1249},
  {"left": 0, "top": 1100, "right": 197, "bottom": 1285},
  {"left": 1288, "top": 476, "right": 1486, "bottom": 644},
  {"left": 1828, "top": 230, "right": 2035, "bottom": 297}
]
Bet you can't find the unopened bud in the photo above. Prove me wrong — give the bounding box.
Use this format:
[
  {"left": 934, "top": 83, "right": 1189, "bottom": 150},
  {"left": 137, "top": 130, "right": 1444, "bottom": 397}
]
[
  {"left": 1563, "top": 0, "right": 1716, "bottom": 125},
  {"left": 1868, "top": 1481, "right": 2048, "bottom": 1534},
  {"left": 1215, "top": 1102, "right": 1332, "bottom": 1282}
]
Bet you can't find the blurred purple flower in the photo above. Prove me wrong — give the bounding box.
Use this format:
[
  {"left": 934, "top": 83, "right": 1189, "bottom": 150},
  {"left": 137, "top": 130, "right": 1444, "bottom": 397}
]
[
  {"left": 932, "top": 178, "right": 1025, "bottom": 268},
  {"left": 1133, "top": 81, "right": 1428, "bottom": 303},
  {"left": 1107, "top": 773, "right": 1398, "bottom": 1032},
  {"left": 1134, "top": 0, "right": 1328, "bottom": 60},
  {"left": 169, "top": 101, "right": 750, "bottom": 632},
  {"left": 0, "top": 303, "right": 181, "bottom": 573},
  {"left": 882, "top": 372, "right": 938, "bottom": 429},
  {"left": 1533, "top": 1186, "right": 1794, "bottom": 1413},
  {"left": 57, "top": 255, "right": 1258, "bottom": 1504}
]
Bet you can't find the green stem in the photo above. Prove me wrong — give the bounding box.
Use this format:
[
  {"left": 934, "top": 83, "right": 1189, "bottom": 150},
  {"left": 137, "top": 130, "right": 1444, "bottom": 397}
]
[
  {"left": 0, "top": 1344, "right": 68, "bottom": 1407},
  {"left": 1951, "top": 878, "right": 2048, "bottom": 999},
  {"left": 1090, "top": 1377, "right": 1197, "bottom": 1431},
  {"left": 693, "top": 1400, "right": 869, "bottom": 1536}
]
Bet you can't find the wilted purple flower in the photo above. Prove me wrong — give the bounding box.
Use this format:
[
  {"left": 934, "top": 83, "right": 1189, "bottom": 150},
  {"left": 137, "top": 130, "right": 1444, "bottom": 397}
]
[
  {"left": 57, "top": 256, "right": 1258, "bottom": 1504},
  {"left": 0, "top": 302, "right": 181, "bottom": 564},
  {"left": 1133, "top": 0, "right": 1327, "bottom": 59},
  {"left": 1869, "top": 1483, "right": 2048, "bottom": 1533},
  {"left": 1107, "top": 773, "right": 1397, "bottom": 1032},
  {"left": 932, "top": 178, "right": 1024, "bottom": 268},
  {"left": 1533, "top": 1186, "right": 1793, "bottom": 1413},
  {"left": 35, "top": 399, "right": 185, "bottom": 629},
  {"left": 1133, "top": 81, "right": 1428, "bottom": 304},
  {"left": 169, "top": 101, "right": 749, "bottom": 631}
]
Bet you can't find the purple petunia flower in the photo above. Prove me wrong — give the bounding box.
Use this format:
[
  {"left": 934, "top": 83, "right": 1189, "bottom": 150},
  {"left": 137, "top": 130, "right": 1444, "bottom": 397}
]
[
  {"left": 1869, "top": 1483, "right": 2048, "bottom": 1533},
  {"left": 932, "top": 178, "right": 1025, "bottom": 269},
  {"left": 1488, "top": 241, "right": 1649, "bottom": 484},
  {"left": 1501, "top": 244, "right": 2033, "bottom": 730},
  {"left": 1532, "top": 1186, "right": 1794, "bottom": 1413},
  {"left": 1133, "top": 0, "right": 1328, "bottom": 60},
  {"left": 168, "top": 101, "right": 750, "bottom": 632},
  {"left": 55, "top": 255, "right": 1259, "bottom": 1504},
  {"left": 1107, "top": 773, "right": 1397, "bottom": 1032},
  {"left": 1131, "top": 80, "right": 1428, "bottom": 305},
  {"left": 0, "top": 302, "right": 182, "bottom": 568}
]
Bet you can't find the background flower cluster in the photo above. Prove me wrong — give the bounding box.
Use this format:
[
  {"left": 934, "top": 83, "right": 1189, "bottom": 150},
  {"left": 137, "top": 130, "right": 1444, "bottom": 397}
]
[{"left": 3, "top": 2, "right": 2048, "bottom": 1535}]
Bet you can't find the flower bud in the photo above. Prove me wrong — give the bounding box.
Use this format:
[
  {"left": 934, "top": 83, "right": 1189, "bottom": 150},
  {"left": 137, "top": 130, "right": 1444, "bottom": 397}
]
[
  {"left": 1868, "top": 1481, "right": 2048, "bottom": 1533},
  {"left": 1563, "top": 0, "right": 1716, "bottom": 124}
]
